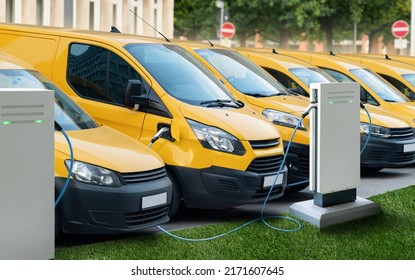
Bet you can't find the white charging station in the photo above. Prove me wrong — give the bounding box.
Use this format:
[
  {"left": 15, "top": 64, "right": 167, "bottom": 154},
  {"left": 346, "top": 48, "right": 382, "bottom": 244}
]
[
  {"left": 289, "top": 82, "right": 380, "bottom": 228},
  {"left": 0, "top": 89, "right": 54, "bottom": 259}
]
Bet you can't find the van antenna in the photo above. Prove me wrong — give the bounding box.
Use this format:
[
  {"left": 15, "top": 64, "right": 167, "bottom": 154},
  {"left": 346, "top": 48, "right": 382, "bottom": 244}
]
[
  {"left": 198, "top": 32, "right": 214, "bottom": 47},
  {"left": 385, "top": 54, "right": 391, "bottom": 60},
  {"left": 129, "top": 9, "right": 170, "bottom": 42},
  {"left": 272, "top": 49, "right": 278, "bottom": 54},
  {"left": 329, "top": 50, "right": 335, "bottom": 56},
  {"left": 111, "top": 26, "right": 121, "bottom": 33}
]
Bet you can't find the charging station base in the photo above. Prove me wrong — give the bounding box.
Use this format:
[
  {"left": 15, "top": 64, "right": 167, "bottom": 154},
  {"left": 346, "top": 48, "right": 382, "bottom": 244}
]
[{"left": 289, "top": 196, "right": 380, "bottom": 229}]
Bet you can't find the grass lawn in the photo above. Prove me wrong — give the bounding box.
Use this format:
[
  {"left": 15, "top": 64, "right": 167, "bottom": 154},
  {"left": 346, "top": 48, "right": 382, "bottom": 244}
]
[{"left": 55, "top": 185, "right": 415, "bottom": 260}]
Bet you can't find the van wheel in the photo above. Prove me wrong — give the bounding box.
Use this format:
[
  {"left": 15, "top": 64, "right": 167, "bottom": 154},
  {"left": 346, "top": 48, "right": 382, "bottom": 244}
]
[{"left": 166, "top": 169, "right": 182, "bottom": 219}]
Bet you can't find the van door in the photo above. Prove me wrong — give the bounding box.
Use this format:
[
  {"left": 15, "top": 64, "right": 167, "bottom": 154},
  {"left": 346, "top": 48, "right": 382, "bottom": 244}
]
[{"left": 53, "top": 40, "right": 150, "bottom": 140}]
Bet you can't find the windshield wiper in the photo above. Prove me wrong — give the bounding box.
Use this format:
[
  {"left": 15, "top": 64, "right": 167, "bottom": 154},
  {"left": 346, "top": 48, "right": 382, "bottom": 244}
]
[
  {"left": 244, "top": 92, "right": 283, "bottom": 97},
  {"left": 200, "top": 99, "right": 239, "bottom": 108}
]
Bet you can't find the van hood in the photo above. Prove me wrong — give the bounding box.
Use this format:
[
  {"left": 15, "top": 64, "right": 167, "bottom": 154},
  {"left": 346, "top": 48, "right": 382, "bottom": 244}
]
[
  {"left": 55, "top": 126, "right": 164, "bottom": 173},
  {"left": 179, "top": 103, "right": 280, "bottom": 141},
  {"left": 362, "top": 105, "right": 412, "bottom": 128},
  {"left": 387, "top": 102, "right": 415, "bottom": 127},
  {"left": 245, "top": 94, "right": 309, "bottom": 116}
]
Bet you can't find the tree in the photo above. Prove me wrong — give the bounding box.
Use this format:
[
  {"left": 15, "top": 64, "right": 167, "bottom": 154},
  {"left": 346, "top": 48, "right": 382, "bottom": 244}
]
[
  {"left": 174, "top": 0, "right": 217, "bottom": 40},
  {"left": 358, "top": 0, "right": 410, "bottom": 52},
  {"left": 173, "top": 0, "right": 411, "bottom": 52}
]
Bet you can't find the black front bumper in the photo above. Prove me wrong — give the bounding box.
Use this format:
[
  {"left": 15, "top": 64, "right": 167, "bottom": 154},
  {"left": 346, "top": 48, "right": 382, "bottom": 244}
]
[
  {"left": 170, "top": 162, "right": 288, "bottom": 209},
  {"left": 361, "top": 134, "right": 415, "bottom": 168},
  {"left": 283, "top": 142, "right": 310, "bottom": 190},
  {"left": 55, "top": 174, "right": 172, "bottom": 235}
]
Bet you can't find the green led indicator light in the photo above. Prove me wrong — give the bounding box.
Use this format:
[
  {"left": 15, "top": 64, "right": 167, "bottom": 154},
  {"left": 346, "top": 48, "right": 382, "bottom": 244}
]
[
  {"left": 348, "top": 100, "right": 353, "bottom": 103},
  {"left": 2, "top": 121, "right": 11, "bottom": 125},
  {"left": 329, "top": 101, "right": 334, "bottom": 104},
  {"left": 35, "top": 120, "right": 43, "bottom": 124}
]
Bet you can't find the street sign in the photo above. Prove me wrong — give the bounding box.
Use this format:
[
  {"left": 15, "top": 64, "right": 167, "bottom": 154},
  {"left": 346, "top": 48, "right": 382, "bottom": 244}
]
[
  {"left": 392, "top": 20, "right": 409, "bottom": 38},
  {"left": 220, "top": 22, "right": 235, "bottom": 39}
]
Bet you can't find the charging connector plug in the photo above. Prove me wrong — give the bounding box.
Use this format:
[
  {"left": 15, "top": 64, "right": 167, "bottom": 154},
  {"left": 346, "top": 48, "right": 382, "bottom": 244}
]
[
  {"left": 302, "top": 101, "right": 318, "bottom": 118},
  {"left": 149, "top": 127, "right": 170, "bottom": 147}
]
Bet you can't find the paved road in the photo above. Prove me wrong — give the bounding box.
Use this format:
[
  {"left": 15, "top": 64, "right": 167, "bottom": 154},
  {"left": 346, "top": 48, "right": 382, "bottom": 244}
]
[{"left": 56, "top": 166, "right": 415, "bottom": 247}]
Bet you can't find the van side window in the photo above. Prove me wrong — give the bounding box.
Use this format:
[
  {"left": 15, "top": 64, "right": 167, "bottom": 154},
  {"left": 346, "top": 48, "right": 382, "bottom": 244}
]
[
  {"left": 68, "top": 43, "right": 141, "bottom": 106},
  {"left": 379, "top": 74, "right": 415, "bottom": 100},
  {"left": 263, "top": 67, "right": 307, "bottom": 96}
]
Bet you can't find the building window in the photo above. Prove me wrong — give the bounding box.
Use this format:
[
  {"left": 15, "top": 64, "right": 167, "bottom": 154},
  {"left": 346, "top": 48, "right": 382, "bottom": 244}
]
[
  {"left": 6, "top": 0, "right": 14, "bottom": 23},
  {"left": 64, "top": 0, "right": 74, "bottom": 27},
  {"left": 132, "top": 0, "right": 143, "bottom": 35},
  {"left": 112, "top": 4, "right": 117, "bottom": 27},
  {"left": 36, "top": 0, "right": 44, "bottom": 25},
  {"left": 89, "top": 2, "right": 95, "bottom": 30}
]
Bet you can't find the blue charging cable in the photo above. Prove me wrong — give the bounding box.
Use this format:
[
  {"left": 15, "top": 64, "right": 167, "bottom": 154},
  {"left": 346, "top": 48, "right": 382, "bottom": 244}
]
[
  {"left": 156, "top": 117, "right": 306, "bottom": 242},
  {"left": 360, "top": 105, "right": 372, "bottom": 156},
  {"left": 54, "top": 123, "right": 74, "bottom": 208}
]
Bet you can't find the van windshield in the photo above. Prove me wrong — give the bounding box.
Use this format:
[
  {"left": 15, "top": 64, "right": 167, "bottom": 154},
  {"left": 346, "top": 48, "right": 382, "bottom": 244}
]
[
  {"left": 125, "top": 44, "right": 239, "bottom": 107},
  {"left": 194, "top": 48, "right": 291, "bottom": 97},
  {"left": 289, "top": 67, "right": 337, "bottom": 87},
  {"left": 349, "top": 68, "right": 409, "bottom": 103},
  {"left": 0, "top": 69, "right": 98, "bottom": 130}
]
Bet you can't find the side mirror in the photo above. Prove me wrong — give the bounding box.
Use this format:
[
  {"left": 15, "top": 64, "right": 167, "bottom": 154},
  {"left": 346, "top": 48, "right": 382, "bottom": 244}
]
[
  {"left": 360, "top": 87, "right": 367, "bottom": 103},
  {"left": 124, "top": 79, "right": 147, "bottom": 109}
]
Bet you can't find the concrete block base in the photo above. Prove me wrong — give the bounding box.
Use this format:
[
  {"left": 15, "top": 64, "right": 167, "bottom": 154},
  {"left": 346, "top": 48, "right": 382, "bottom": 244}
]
[{"left": 289, "top": 196, "right": 380, "bottom": 229}]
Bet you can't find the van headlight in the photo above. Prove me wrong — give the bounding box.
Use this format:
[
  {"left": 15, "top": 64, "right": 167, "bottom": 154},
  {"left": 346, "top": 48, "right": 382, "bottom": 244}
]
[
  {"left": 64, "top": 160, "right": 122, "bottom": 186},
  {"left": 360, "top": 123, "right": 391, "bottom": 138},
  {"left": 263, "top": 109, "right": 305, "bottom": 130},
  {"left": 187, "top": 119, "right": 245, "bottom": 155}
]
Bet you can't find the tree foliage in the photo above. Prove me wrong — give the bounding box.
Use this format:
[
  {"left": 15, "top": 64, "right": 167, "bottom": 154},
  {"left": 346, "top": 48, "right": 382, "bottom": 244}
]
[{"left": 173, "top": 0, "right": 412, "bottom": 52}]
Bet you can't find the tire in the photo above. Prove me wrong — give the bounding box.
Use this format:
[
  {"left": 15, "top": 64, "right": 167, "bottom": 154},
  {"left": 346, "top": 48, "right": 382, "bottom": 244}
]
[{"left": 166, "top": 169, "right": 182, "bottom": 219}]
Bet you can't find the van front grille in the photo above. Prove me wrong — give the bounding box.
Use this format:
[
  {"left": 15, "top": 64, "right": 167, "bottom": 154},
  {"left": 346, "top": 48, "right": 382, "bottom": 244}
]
[
  {"left": 390, "top": 127, "right": 414, "bottom": 139},
  {"left": 125, "top": 205, "right": 169, "bottom": 226},
  {"left": 249, "top": 138, "right": 280, "bottom": 149},
  {"left": 252, "top": 185, "right": 284, "bottom": 199},
  {"left": 121, "top": 167, "right": 167, "bottom": 184},
  {"left": 247, "top": 155, "right": 284, "bottom": 174}
]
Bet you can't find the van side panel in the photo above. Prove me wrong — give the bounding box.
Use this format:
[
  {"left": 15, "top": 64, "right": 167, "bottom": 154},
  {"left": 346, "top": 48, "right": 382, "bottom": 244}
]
[{"left": 0, "top": 31, "right": 58, "bottom": 79}]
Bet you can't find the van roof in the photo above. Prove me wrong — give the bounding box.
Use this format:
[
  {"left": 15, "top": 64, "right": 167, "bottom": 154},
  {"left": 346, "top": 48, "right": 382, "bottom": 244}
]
[
  {"left": 0, "top": 52, "right": 33, "bottom": 70},
  {"left": 0, "top": 23, "right": 170, "bottom": 46}
]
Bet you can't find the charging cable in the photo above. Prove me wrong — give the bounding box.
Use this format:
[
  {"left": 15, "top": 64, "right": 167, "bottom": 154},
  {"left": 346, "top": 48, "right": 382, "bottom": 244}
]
[
  {"left": 360, "top": 103, "right": 372, "bottom": 156},
  {"left": 54, "top": 122, "right": 74, "bottom": 208},
  {"left": 153, "top": 118, "right": 306, "bottom": 242}
]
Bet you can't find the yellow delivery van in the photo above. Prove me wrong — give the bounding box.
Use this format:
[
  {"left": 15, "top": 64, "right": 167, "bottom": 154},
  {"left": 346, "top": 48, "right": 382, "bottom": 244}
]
[
  {"left": 0, "top": 23, "right": 287, "bottom": 217},
  {"left": 0, "top": 52, "right": 172, "bottom": 236},
  {"left": 176, "top": 40, "right": 311, "bottom": 191},
  {"left": 276, "top": 50, "right": 415, "bottom": 131},
  {"left": 338, "top": 54, "right": 415, "bottom": 100},
  {"left": 237, "top": 49, "right": 415, "bottom": 171}
]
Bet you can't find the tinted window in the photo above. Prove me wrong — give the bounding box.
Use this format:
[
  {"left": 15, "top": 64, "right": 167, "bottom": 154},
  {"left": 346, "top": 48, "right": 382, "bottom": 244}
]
[
  {"left": 264, "top": 67, "right": 307, "bottom": 96},
  {"left": 68, "top": 43, "right": 141, "bottom": 106}
]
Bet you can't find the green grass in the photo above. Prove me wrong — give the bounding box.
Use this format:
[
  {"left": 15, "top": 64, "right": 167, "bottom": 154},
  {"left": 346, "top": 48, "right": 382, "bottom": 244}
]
[{"left": 55, "top": 185, "right": 415, "bottom": 260}]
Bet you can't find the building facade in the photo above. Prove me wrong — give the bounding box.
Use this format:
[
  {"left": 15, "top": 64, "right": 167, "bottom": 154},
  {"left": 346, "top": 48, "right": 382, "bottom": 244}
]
[{"left": 0, "top": 0, "right": 174, "bottom": 38}]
